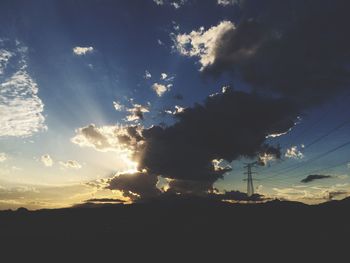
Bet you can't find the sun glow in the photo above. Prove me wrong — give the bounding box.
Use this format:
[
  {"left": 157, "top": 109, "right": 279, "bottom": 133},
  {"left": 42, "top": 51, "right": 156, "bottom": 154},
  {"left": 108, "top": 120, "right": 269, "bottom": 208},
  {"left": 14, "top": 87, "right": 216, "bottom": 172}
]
[{"left": 120, "top": 154, "right": 139, "bottom": 174}]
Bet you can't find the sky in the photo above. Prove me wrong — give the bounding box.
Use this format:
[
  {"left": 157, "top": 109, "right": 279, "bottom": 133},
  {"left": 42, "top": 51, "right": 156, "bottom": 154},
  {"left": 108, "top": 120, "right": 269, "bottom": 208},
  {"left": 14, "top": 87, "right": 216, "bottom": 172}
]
[{"left": 1, "top": 0, "right": 350, "bottom": 209}]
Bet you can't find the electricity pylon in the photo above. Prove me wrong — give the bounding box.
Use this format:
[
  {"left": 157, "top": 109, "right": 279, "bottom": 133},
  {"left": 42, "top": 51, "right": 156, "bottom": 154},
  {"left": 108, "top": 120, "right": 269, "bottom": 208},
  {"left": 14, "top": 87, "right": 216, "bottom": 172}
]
[{"left": 243, "top": 162, "right": 257, "bottom": 197}]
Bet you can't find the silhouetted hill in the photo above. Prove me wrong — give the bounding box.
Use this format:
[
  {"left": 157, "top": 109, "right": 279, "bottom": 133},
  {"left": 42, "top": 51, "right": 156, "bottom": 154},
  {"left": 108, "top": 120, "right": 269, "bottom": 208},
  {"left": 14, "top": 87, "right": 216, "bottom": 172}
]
[{"left": 0, "top": 197, "right": 348, "bottom": 260}]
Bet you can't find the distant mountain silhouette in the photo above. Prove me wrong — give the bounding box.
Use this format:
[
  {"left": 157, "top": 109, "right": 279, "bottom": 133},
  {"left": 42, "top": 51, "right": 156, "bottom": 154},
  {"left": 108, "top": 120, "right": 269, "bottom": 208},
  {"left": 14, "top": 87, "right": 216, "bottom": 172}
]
[{"left": 0, "top": 196, "right": 348, "bottom": 260}]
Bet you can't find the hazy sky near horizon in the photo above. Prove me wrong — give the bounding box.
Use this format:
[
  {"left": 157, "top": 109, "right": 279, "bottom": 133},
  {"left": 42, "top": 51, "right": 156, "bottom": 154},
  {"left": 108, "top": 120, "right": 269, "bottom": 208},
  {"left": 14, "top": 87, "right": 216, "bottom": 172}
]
[{"left": 1, "top": 0, "right": 350, "bottom": 209}]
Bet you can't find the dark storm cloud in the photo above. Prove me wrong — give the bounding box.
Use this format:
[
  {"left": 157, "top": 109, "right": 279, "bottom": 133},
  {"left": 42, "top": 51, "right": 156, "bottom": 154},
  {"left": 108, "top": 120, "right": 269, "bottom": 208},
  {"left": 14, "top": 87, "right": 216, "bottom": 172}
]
[
  {"left": 301, "top": 174, "right": 332, "bottom": 183},
  {"left": 106, "top": 89, "right": 297, "bottom": 196},
  {"left": 204, "top": 0, "right": 350, "bottom": 107},
  {"left": 107, "top": 172, "right": 161, "bottom": 200},
  {"left": 139, "top": 89, "right": 296, "bottom": 184}
]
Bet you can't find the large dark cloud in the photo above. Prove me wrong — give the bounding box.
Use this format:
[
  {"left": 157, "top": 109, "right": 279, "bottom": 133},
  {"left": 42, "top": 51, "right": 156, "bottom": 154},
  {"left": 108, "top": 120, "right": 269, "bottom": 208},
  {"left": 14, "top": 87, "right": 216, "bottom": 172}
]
[
  {"left": 301, "top": 174, "right": 332, "bottom": 183},
  {"left": 205, "top": 0, "right": 350, "bottom": 108},
  {"left": 107, "top": 89, "right": 297, "bottom": 198}
]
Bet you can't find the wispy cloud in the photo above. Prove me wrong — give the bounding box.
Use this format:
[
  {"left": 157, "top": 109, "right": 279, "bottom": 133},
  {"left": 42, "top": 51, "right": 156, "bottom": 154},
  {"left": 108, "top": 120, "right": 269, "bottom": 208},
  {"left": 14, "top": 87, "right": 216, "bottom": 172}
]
[
  {"left": 0, "top": 41, "right": 46, "bottom": 137},
  {"left": 59, "top": 160, "right": 82, "bottom": 169}
]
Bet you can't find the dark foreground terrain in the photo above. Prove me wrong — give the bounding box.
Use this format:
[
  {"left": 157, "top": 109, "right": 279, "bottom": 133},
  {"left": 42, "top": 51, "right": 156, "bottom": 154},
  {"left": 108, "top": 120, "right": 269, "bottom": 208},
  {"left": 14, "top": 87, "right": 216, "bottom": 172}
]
[{"left": 0, "top": 197, "right": 349, "bottom": 260}]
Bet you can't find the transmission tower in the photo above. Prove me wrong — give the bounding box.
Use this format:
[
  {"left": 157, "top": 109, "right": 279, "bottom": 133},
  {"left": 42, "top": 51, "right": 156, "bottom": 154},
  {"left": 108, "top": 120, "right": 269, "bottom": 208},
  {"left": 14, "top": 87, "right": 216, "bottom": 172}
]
[{"left": 243, "top": 162, "right": 257, "bottom": 197}]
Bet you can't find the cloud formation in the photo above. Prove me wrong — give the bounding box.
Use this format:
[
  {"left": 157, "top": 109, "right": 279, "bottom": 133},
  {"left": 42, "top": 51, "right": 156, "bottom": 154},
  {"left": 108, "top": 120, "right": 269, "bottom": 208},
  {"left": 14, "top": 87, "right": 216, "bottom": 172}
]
[
  {"left": 0, "top": 41, "right": 46, "bottom": 137},
  {"left": 217, "top": 0, "right": 238, "bottom": 6},
  {"left": 152, "top": 83, "right": 170, "bottom": 97},
  {"left": 301, "top": 175, "right": 332, "bottom": 183},
  {"left": 0, "top": 48, "right": 12, "bottom": 75},
  {"left": 174, "top": 21, "right": 235, "bottom": 71},
  {"left": 125, "top": 103, "right": 150, "bottom": 122},
  {"left": 41, "top": 154, "right": 53, "bottom": 167},
  {"left": 72, "top": 46, "right": 94, "bottom": 55},
  {"left": 59, "top": 160, "right": 82, "bottom": 169},
  {"left": 107, "top": 171, "right": 161, "bottom": 200},
  {"left": 144, "top": 70, "right": 152, "bottom": 79},
  {"left": 285, "top": 146, "right": 304, "bottom": 159},
  {"left": 95, "top": 88, "right": 297, "bottom": 198}
]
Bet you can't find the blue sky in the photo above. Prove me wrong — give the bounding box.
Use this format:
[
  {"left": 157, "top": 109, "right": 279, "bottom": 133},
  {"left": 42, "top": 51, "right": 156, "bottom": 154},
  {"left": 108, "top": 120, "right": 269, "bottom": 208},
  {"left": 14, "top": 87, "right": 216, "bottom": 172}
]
[{"left": 1, "top": 0, "right": 350, "bottom": 209}]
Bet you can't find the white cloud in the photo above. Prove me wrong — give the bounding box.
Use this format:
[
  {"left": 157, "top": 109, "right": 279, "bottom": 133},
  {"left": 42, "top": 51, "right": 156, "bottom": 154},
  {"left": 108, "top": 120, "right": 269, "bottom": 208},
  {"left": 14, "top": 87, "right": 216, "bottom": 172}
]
[
  {"left": 171, "top": 2, "right": 180, "bottom": 9},
  {"left": 174, "top": 21, "right": 235, "bottom": 71},
  {"left": 0, "top": 69, "right": 46, "bottom": 137},
  {"left": 160, "top": 73, "right": 168, "bottom": 80},
  {"left": 112, "top": 99, "right": 149, "bottom": 122},
  {"left": 113, "top": 101, "right": 125, "bottom": 111},
  {"left": 59, "top": 160, "right": 82, "bottom": 169},
  {"left": 165, "top": 105, "right": 185, "bottom": 115},
  {"left": 153, "top": 0, "right": 186, "bottom": 9},
  {"left": 152, "top": 83, "right": 170, "bottom": 97},
  {"left": 0, "top": 49, "right": 12, "bottom": 75},
  {"left": 153, "top": 0, "right": 164, "bottom": 5},
  {"left": 144, "top": 70, "right": 152, "bottom": 79},
  {"left": 0, "top": 152, "right": 7, "bottom": 162},
  {"left": 217, "top": 0, "right": 238, "bottom": 6},
  {"left": 72, "top": 46, "right": 94, "bottom": 55},
  {"left": 71, "top": 124, "right": 142, "bottom": 154},
  {"left": 41, "top": 154, "right": 53, "bottom": 167},
  {"left": 285, "top": 146, "right": 304, "bottom": 159},
  {"left": 125, "top": 103, "right": 150, "bottom": 122}
]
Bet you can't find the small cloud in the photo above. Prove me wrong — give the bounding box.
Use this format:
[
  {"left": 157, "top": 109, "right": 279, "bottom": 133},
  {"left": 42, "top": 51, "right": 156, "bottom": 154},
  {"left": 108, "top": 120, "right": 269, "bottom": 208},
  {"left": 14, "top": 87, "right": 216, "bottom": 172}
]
[
  {"left": 152, "top": 83, "right": 170, "bottom": 97},
  {"left": 172, "top": 21, "right": 180, "bottom": 31},
  {"left": 164, "top": 105, "right": 185, "bottom": 115},
  {"left": 41, "top": 154, "right": 53, "bottom": 167},
  {"left": 72, "top": 46, "right": 94, "bottom": 56},
  {"left": 125, "top": 103, "right": 150, "bottom": 122},
  {"left": 153, "top": 0, "right": 186, "bottom": 9},
  {"left": 173, "top": 21, "right": 235, "bottom": 71},
  {"left": 0, "top": 152, "right": 7, "bottom": 162},
  {"left": 113, "top": 101, "right": 125, "bottom": 111},
  {"left": 60, "top": 160, "right": 82, "bottom": 169},
  {"left": 217, "top": 0, "right": 239, "bottom": 6},
  {"left": 160, "top": 73, "right": 168, "bottom": 80},
  {"left": 153, "top": 0, "right": 164, "bottom": 5},
  {"left": 157, "top": 39, "right": 164, "bottom": 46},
  {"left": 144, "top": 70, "right": 152, "bottom": 79},
  {"left": 171, "top": 2, "right": 180, "bottom": 9},
  {"left": 301, "top": 174, "right": 332, "bottom": 183},
  {"left": 285, "top": 146, "right": 304, "bottom": 159}
]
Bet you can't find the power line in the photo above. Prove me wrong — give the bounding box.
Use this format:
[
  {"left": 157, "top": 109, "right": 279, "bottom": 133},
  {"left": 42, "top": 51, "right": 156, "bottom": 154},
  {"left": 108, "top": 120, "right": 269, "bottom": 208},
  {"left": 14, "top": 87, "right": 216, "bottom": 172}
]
[
  {"left": 263, "top": 138, "right": 350, "bottom": 180},
  {"left": 261, "top": 115, "right": 350, "bottom": 178},
  {"left": 304, "top": 118, "right": 350, "bottom": 148}
]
